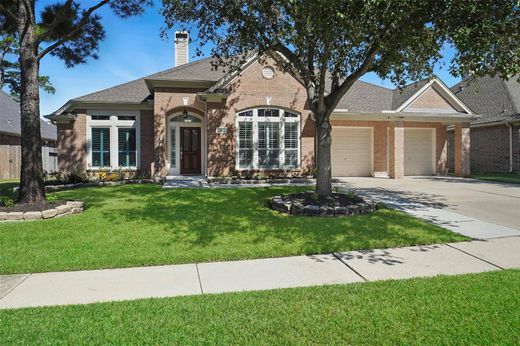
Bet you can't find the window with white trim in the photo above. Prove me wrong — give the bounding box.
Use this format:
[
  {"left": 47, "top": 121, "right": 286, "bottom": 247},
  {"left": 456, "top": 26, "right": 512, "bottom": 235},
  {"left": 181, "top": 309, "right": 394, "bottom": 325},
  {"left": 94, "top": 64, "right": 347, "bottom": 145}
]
[
  {"left": 118, "top": 128, "right": 136, "bottom": 167},
  {"left": 236, "top": 108, "right": 300, "bottom": 170},
  {"left": 87, "top": 113, "right": 139, "bottom": 169},
  {"left": 91, "top": 128, "right": 110, "bottom": 167}
]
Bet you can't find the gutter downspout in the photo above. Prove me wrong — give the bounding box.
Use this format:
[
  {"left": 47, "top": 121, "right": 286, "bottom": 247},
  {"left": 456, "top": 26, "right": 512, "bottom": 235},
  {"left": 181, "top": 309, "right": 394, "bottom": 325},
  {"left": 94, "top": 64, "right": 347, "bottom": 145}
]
[{"left": 505, "top": 121, "right": 513, "bottom": 173}]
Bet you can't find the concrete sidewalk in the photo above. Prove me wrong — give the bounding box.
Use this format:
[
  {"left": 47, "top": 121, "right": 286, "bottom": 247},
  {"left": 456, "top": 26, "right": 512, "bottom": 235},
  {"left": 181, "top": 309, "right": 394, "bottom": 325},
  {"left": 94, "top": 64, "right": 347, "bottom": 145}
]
[{"left": 1, "top": 236, "right": 519, "bottom": 310}]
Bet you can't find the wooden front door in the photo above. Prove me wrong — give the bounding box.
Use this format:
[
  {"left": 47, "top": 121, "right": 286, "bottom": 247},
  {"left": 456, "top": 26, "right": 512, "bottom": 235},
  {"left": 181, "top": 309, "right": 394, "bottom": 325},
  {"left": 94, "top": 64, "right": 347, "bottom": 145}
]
[{"left": 180, "top": 127, "right": 201, "bottom": 174}]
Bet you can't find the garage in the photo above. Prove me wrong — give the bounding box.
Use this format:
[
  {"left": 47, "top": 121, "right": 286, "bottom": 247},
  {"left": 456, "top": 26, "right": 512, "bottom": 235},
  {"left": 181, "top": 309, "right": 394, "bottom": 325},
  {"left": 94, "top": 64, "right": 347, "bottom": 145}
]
[
  {"left": 331, "top": 127, "right": 373, "bottom": 176},
  {"left": 404, "top": 128, "right": 435, "bottom": 176}
]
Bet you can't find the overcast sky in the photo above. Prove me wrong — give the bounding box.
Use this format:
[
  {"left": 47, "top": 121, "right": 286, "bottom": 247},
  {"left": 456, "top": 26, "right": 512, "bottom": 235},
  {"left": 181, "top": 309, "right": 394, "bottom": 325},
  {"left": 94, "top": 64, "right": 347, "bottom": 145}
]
[{"left": 6, "top": 1, "right": 461, "bottom": 116}]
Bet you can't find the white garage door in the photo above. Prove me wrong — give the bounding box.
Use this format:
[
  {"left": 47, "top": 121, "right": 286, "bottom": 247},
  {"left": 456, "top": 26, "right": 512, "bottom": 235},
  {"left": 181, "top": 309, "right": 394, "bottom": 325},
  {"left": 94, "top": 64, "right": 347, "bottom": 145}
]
[
  {"left": 404, "top": 128, "right": 434, "bottom": 176},
  {"left": 331, "top": 127, "right": 372, "bottom": 177}
]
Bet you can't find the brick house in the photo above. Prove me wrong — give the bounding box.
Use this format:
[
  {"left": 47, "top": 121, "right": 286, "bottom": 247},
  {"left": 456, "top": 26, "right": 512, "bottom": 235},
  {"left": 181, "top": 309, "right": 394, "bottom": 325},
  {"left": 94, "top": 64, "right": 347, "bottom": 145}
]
[
  {"left": 47, "top": 33, "right": 473, "bottom": 179},
  {"left": 0, "top": 91, "right": 57, "bottom": 179},
  {"left": 449, "top": 76, "right": 520, "bottom": 173}
]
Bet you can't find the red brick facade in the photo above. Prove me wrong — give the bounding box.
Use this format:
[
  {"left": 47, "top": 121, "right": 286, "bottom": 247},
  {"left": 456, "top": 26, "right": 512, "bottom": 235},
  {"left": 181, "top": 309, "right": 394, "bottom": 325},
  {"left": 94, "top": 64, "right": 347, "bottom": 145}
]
[
  {"left": 448, "top": 124, "right": 520, "bottom": 173},
  {"left": 57, "top": 110, "right": 86, "bottom": 174},
  {"left": 55, "top": 60, "right": 471, "bottom": 178}
]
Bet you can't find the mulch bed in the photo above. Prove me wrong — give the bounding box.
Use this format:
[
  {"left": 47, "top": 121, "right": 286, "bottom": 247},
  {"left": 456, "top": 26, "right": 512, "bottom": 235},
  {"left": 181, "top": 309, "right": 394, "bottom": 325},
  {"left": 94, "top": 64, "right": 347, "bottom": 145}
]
[{"left": 0, "top": 200, "right": 67, "bottom": 213}]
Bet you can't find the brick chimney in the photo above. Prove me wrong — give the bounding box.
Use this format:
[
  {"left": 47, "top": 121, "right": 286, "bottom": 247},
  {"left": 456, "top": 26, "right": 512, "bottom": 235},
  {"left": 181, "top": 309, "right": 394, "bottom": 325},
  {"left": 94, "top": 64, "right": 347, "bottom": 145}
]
[{"left": 175, "top": 31, "right": 189, "bottom": 67}]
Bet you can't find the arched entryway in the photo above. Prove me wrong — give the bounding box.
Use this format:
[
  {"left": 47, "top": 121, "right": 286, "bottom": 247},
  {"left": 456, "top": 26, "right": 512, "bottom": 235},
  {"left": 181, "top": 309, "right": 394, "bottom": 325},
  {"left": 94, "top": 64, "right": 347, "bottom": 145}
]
[{"left": 167, "top": 112, "right": 206, "bottom": 176}]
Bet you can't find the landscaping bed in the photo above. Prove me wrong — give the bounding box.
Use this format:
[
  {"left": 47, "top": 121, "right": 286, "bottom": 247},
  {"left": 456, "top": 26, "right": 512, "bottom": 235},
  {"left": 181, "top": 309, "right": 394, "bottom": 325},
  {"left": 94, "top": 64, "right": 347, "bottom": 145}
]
[
  {"left": 270, "top": 191, "right": 378, "bottom": 216},
  {"left": 0, "top": 200, "right": 85, "bottom": 221}
]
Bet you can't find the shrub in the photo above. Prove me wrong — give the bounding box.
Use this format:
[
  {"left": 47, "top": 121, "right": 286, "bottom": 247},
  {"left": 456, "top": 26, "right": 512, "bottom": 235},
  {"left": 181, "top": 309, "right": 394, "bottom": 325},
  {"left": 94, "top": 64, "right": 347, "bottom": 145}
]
[
  {"left": 63, "top": 171, "right": 88, "bottom": 184},
  {"left": 0, "top": 196, "right": 15, "bottom": 208}
]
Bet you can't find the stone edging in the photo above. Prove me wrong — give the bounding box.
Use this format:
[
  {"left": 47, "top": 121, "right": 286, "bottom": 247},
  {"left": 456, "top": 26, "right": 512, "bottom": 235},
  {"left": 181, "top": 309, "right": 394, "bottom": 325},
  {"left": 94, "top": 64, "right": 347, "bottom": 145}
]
[
  {"left": 208, "top": 177, "right": 315, "bottom": 185},
  {"left": 270, "top": 196, "right": 379, "bottom": 216},
  {"left": 0, "top": 201, "right": 85, "bottom": 222},
  {"left": 43, "top": 179, "right": 156, "bottom": 192}
]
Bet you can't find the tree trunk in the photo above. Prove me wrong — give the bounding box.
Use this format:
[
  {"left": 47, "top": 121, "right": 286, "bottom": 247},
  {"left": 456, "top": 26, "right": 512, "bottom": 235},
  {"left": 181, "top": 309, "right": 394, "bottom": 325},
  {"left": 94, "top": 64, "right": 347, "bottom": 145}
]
[
  {"left": 315, "top": 114, "right": 332, "bottom": 197},
  {"left": 17, "top": 0, "right": 46, "bottom": 204}
]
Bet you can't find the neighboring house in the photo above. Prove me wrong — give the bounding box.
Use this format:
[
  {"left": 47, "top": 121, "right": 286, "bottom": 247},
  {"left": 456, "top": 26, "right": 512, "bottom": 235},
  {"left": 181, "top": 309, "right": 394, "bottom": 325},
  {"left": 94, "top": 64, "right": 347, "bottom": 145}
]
[
  {"left": 450, "top": 76, "right": 520, "bottom": 173},
  {"left": 0, "top": 90, "right": 58, "bottom": 179},
  {"left": 47, "top": 33, "right": 473, "bottom": 179}
]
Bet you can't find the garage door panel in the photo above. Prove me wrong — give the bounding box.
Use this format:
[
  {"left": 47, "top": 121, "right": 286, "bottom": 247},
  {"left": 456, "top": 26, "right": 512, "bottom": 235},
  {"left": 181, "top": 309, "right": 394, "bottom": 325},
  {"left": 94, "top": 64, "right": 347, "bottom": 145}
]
[
  {"left": 404, "top": 129, "right": 434, "bottom": 176},
  {"left": 331, "top": 128, "right": 372, "bottom": 177}
]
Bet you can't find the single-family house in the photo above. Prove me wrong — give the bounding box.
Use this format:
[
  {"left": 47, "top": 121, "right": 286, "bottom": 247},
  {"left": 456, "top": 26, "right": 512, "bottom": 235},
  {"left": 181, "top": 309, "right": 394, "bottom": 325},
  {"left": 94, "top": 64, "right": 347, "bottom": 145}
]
[
  {"left": 47, "top": 33, "right": 473, "bottom": 179},
  {"left": 0, "top": 90, "right": 57, "bottom": 179},
  {"left": 449, "top": 75, "right": 520, "bottom": 173}
]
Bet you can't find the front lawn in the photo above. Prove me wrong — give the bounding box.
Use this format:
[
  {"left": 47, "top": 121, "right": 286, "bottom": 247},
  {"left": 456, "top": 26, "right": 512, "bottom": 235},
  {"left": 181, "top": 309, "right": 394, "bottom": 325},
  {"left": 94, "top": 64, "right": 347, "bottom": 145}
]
[
  {"left": 0, "top": 184, "right": 467, "bottom": 274},
  {"left": 471, "top": 172, "right": 520, "bottom": 184},
  {"left": 1, "top": 270, "right": 518, "bottom": 344}
]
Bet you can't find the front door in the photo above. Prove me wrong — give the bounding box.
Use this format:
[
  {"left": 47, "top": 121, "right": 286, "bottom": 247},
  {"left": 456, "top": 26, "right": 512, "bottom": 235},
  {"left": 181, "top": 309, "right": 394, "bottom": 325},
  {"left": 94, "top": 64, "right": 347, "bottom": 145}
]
[{"left": 180, "top": 127, "right": 201, "bottom": 174}]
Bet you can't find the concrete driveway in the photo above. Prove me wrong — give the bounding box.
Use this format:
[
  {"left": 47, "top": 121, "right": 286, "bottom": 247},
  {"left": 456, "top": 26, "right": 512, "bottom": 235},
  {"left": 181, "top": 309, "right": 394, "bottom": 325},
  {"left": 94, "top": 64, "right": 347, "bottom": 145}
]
[{"left": 335, "top": 176, "right": 520, "bottom": 238}]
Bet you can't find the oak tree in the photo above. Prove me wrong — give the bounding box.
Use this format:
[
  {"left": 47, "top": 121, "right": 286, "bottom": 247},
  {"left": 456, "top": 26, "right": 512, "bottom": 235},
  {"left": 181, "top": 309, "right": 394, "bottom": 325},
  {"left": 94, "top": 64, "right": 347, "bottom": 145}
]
[{"left": 161, "top": 0, "right": 520, "bottom": 197}]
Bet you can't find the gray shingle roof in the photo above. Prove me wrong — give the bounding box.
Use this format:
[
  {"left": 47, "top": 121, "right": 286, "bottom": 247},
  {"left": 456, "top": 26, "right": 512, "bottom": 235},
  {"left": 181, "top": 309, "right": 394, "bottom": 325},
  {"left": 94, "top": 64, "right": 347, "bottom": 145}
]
[
  {"left": 73, "top": 57, "right": 224, "bottom": 104},
  {"left": 0, "top": 90, "right": 56, "bottom": 140},
  {"left": 61, "top": 54, "right": 468, "bottom": 116},
  {"left": 335, "top": 80, "right": 394, "bottom": 112},
  {"left": 451, "top": 75, "right": 520, "bottom": 124}
]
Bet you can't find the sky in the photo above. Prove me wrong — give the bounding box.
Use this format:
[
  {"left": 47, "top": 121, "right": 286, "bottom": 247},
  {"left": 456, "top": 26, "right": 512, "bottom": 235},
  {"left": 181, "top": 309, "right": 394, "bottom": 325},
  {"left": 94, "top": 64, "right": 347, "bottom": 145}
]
[{"left": 8, "top": 1, "right": 461, "bottom": 116}]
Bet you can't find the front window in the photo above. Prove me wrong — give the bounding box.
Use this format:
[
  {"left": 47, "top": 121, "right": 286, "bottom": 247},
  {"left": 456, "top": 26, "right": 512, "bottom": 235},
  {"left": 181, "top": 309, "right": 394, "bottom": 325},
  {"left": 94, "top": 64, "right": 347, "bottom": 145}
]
[
  {"left": 236, "top": 108, "right": 300, "bottom": 170},
  {"left": 91, "top": 128, "right": 110, "bottom": 167},
  {"left": 88, "top": 113, "right": 139, "bottom": 169},
  {"left": 118, "top": 128, "right": 136, "bottom": 167}
]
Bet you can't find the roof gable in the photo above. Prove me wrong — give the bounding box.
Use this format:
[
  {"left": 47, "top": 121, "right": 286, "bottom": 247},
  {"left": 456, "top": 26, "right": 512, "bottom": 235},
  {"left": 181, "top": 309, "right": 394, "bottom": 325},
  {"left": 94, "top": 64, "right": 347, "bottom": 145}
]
[{"left": 395, "top": 78, "right": 471, "bottom": 114}]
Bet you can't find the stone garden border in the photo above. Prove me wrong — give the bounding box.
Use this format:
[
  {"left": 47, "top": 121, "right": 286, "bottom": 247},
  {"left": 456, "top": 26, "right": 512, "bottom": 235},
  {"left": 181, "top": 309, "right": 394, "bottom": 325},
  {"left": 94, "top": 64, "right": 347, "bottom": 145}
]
[
  {"left": 270, "top": 195, "right": 379, "bottom": 217},
  {"left": 43, "top": 179, "right": 156, "bottom": 192},
  {"left": 0, "top": 201, "right": 85, "bottom": 222},
  {"left": 208, "top": 177, "right": 315, "bottom": 185}
]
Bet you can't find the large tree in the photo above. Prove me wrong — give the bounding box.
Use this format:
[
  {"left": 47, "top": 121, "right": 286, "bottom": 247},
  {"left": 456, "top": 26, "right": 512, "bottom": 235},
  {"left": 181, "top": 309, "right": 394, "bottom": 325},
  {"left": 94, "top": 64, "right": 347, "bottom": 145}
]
[
  {"left": 162, "top": 0, "right": 520, "bottom": 197},
  {"left": 0, "top": 0, "right": 152, "bottom": 204}
]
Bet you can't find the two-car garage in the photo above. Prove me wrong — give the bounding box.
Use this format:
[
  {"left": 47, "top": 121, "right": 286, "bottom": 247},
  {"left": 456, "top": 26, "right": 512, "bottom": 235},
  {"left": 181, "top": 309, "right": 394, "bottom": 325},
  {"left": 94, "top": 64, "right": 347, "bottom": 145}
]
[{"left": 331, "top": 126, "right": 435, "bottom": 177}]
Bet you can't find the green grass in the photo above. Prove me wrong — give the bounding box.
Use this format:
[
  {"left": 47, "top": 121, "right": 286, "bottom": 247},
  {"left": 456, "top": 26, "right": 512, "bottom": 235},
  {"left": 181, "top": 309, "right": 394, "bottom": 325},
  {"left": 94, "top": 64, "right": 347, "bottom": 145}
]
[
  {"left": 0, "top": 183, "right": 467, "bottom": 274},
  {"left": 471, "top": 172, "right": 520, "bottom": 184},
  {"left": 1, "top": 270, "right": 518, "bottom": 345}
]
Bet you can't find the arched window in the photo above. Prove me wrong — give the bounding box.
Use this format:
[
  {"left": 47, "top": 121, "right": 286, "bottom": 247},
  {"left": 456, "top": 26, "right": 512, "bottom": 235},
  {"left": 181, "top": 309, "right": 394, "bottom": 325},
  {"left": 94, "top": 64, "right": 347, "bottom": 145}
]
[{"left": 236, "top": 108, "right": 300, "bottom": 170}]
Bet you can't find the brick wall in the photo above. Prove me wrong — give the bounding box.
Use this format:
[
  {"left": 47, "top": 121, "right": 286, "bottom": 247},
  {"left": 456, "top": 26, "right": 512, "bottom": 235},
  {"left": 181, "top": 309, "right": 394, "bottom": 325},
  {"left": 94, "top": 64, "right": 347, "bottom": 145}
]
[
  {"left": 140, "top": 109, "right": 154, "bottom": 176},
  {"left": 57, "top": 110, "right": 86, "bottom": 173},
  {"left": 406, "top": 85, "right": 462, "bottom": 112},
  {"left": 153, "top": 87, "right": 207, "bottom": 175},
  {"left": 450, "top": 124, "right": 520, "bottom": 173}
]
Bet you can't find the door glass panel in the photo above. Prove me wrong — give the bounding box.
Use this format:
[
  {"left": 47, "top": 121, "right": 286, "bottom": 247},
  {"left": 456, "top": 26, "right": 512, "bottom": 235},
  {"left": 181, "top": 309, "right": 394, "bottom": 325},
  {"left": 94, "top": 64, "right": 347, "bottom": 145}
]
[
  {"left": 192, "top": 129, "right": 198, "bottom": 151},
  {"left": 183, "top": 129, "right": 190, "bottom": 151}
]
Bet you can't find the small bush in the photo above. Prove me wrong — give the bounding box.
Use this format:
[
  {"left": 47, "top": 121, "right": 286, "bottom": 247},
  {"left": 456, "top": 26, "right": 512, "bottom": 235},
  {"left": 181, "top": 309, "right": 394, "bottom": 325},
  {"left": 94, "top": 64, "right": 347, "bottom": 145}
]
[
  {"left": 0, "top": 195, "right": 15, "bottom": 208},
  {"left": 63, "top": 171, "right": 88, "bottom": 184}
]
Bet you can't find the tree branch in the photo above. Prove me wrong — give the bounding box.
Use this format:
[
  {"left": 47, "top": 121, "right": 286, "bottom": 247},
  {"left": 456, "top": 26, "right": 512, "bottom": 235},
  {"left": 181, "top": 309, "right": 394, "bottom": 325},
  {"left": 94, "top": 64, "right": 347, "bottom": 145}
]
[
  {"left": 325, "top": 43, "right": 379, "bottom": 111},
  {"left": 36, "top": 0, "right": 109, "bottom": 61},
  {"left": 40, "top": 0, "right": 75, "bottom": 39}
]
